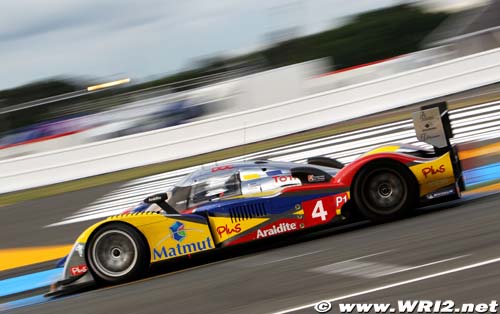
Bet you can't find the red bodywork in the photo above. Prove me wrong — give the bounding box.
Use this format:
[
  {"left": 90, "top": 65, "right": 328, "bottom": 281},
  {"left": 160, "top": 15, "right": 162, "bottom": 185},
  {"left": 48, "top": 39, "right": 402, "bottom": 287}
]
[{"left": 333, "top": 153, "right": 423, "bottom": 186}]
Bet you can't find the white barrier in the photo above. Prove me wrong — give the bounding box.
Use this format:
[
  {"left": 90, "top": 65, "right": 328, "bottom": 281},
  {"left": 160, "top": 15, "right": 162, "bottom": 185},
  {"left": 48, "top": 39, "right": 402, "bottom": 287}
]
[
  {"left": 306, "top": 47, "right": 456, "bottom": 94},
  {"left": 2, "top": 48, "right": 500, "bottom": 193}
]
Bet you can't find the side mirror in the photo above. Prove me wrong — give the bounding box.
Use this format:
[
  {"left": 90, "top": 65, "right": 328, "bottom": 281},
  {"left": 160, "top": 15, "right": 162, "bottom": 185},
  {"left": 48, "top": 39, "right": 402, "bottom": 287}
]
[
  {"left": 142, "top": 193, "right": 177, "bottom": 215},
  {"left": 144, "top": 193, "right": 168, "bottom": 205}
]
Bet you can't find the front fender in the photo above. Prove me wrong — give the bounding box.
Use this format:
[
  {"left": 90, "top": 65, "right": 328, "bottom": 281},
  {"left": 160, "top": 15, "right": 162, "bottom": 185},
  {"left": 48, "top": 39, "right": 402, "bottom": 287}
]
[{"left": 47, "top": 212, "right": 215, "bottom": 296}]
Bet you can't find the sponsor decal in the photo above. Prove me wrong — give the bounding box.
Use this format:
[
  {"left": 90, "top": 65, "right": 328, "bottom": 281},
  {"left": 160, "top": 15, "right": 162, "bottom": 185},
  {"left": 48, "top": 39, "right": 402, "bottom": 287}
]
[
  {"left": 419, "top": 110, "right": 434, "bottom": 121},
  {"left": 242, "top": 173, "right": 260, "bottom": 181},
  {"left": 426, "top": 188, "right": 455, "bottom": 200},
  {"left": 146, "top": 195, "right": 163, "bottom": 202},
  {"left": 211, "top": 165, "right": 233, "bottom": 172},
  {"left": 216, "top": 223, "right": 241, "bottom": 238},
  {"left": 266, "top": 170, "right": 282, "bottom": 176},
  {"left": 256, "top": 222, "right": 297, "bottom": 239},
  {"left": 70, "top": 264, "right": 88, "bottom": 276},
  {"left": 422, "top": 165, "right": 445, "bottom": 178},
  {"left": 419, "top": 133, "right": 443, "bottom": 142},
  {"left": 153, "top": 221, "right": 213, "bottom": 261},
  {"left": 307, "top": 175, "right": 326, "bottom": 183},
  {"left": 273, "top": 175, "right": 293, "bottom": 183},
  {"left": 222, "top": 218, "right": 298, "bottom": 245},
  {"left": 153, "top": 237, "right": 213, "bottom": 260},
  {"left": 169, "top": 221, "right": 187, "bottom": 242},
  {"left": 423, "top": 121, "right": 435, "bottom": 130},
  {"left": 209, "top": 216, "right": 268, "bottom": 243},
  {"left": 74, "top": 243, "right": 84, "bottom": 258},
  {"left": 271, "top": 175, "right": 301, "bottom": 187},
  {"left": 412, "top": 107, "right": 448, "bottom": 148}
]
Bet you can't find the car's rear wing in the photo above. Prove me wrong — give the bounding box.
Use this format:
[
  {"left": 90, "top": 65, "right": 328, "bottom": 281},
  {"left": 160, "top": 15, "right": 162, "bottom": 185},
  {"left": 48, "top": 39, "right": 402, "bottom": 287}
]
[
  {"left": 412, "top": 102, "right": 465, "bottom": 191},
  {"left": 412, "top": 102, "right": 453, "bottom": 155}
]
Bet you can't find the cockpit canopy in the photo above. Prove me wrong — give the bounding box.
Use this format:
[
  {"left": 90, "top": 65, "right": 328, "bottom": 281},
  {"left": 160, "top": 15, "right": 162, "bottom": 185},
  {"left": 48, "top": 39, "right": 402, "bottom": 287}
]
[{"left": 166, "top": 160, "right": 339, "bottom": 212}]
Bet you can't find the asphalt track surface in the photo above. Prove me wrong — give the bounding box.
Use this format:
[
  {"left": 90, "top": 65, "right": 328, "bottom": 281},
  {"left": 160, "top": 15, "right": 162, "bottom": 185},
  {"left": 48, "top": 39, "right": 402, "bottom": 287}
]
[
  {"left": 0, "top": 183, "right": 121, "bottom": 251},
  {"left": 5, "top": 191, "right": 500, "bottom": 314}
]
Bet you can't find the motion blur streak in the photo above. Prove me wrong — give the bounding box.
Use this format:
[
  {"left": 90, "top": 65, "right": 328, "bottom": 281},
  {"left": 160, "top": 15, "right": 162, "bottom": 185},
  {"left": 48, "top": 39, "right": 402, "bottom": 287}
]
[
  {"left": 464, "top": 163, "right": 500, "bottom": 186},
  {"left": 0, "top": 295, "right": 47, "bottom": 312},
  {"left": 86, "top": 78, "right": 131, "bottom": 92},
  {"left": 0, "top": 245, "right": 72, "bottom": 271},
  {"left": 459, "top": 142, "right": 500, "bottom": 159},
  {"left": 0, "top": 270, "right": 62, "bottom": 297}
]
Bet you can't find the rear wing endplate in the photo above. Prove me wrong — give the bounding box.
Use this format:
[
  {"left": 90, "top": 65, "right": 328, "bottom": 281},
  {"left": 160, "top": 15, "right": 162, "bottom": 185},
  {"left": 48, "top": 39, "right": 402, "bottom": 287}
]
[{"left": 412, "top": 102, "right": 465, "bottom": 191}]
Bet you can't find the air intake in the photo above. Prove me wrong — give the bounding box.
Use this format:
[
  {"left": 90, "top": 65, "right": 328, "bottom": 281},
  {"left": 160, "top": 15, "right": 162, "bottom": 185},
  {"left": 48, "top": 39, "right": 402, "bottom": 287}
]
[{"left": 229, "top": 202, "right": 267, "bottom": 223}]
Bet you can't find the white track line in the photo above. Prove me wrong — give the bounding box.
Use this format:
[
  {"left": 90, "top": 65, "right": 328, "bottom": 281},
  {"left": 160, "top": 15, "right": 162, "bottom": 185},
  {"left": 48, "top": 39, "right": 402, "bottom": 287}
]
[
  {"left": 271, "top": 256, "right": 500, "bottom": 314},
  {"left": 375, "top": 254, "right": 469, "bottom": 277},
  {"left": 252, "top": 250, "right": 326, "bottom": 267},
  {"left": 326, "top": 250, "right": 394, "bottom": 264}
]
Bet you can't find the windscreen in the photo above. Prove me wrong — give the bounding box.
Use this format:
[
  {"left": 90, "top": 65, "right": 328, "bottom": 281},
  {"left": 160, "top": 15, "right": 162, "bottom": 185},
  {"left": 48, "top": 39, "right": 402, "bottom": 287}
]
[{"left": 189, "top": 172, "right": 241, "bottom": 207}]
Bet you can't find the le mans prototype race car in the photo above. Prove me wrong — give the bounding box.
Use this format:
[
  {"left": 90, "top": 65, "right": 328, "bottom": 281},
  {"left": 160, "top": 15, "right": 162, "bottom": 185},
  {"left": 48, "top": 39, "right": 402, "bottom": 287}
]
[{"left": 48, "top": 103, "right": 465, "bottom": 296}]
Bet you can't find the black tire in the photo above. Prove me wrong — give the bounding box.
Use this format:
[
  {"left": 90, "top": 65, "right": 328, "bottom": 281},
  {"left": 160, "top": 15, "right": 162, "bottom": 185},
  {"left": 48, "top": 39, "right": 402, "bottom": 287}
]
[
  {"left": 352, "top": 160, "right": 417, "bottom": 223},
  {"left": 340, "top": 200, "right": 364, "bottom": 222},
  {"left": 86, "top": 223, "right": 149, "bottom": 284}
]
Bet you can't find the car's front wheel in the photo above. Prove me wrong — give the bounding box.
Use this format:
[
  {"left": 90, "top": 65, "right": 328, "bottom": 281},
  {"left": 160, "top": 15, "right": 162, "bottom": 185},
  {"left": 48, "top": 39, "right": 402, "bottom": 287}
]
[
  {"left": 86, "top": 223, "right": 149, "bottom": 284},
  {"left": 353, "top": 160, "right": 417, "bottom": 223}
]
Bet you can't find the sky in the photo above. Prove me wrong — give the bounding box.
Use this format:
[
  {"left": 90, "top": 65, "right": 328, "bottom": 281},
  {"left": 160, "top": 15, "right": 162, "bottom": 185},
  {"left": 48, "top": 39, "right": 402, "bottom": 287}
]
[{"left": 0, "top": 0, "right": 487, "bottom": 90}]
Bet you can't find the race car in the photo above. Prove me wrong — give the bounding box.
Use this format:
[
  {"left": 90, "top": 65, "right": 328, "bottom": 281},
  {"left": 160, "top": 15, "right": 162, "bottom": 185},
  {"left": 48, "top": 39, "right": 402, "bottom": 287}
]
[{"left": 47, "top": 103, "right": 464, "bottom": 296}]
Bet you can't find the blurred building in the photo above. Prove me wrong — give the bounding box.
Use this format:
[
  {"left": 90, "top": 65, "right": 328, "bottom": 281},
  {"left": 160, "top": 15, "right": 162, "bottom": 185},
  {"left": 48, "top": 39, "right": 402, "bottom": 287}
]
[{"left": 423, "top": 0, "right": 500, "bottom": 56}]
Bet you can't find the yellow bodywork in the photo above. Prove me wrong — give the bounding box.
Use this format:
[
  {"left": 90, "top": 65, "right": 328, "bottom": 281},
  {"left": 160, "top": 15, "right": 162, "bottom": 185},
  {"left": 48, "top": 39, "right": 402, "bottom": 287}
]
[
  {"left": 75, "top": 212, "right": 215, "bottom": 264},
  {"left": 363, "top": 145, "right": 400, "bottom": 156},
  {"left": 409, "top": 152, "right": 455, "bottom": 196},
  {"left": 208, "top": 216, "right": 269, "bottom": 244}
]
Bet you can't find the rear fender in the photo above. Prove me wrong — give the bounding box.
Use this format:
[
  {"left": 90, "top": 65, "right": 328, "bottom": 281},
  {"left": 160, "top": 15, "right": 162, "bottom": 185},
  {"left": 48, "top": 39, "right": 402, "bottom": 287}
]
[
  {"left": 334, "top": 153, "right": 421, "bottom": 187},
  {"left": 408, "top": 151, "right": 456, "bottom": 197}
]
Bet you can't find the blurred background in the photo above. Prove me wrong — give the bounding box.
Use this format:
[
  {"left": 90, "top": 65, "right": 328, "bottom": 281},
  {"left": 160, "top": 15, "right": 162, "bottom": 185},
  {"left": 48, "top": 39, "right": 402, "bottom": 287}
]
[
  {"left": 1, "top": 0, "right": 498, "bottom": 159},
  {"left": 2, "top": 1, "right": 500, "bottom": 312}
]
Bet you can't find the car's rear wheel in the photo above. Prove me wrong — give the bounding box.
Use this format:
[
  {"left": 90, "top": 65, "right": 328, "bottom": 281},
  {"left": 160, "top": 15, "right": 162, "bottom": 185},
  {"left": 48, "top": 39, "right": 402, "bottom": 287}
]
[
  {"left": 86, "top": 223, "right": 148, "bottom": 284},
  {"left": 353, "top": 160, "right": 416, "bottom": 223}
]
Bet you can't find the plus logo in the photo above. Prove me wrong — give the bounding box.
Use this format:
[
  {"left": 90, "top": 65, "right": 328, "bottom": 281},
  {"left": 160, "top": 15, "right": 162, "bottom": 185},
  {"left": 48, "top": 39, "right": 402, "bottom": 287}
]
[{"left": 422, "top": 165, "right": 445, "bottom": 178}]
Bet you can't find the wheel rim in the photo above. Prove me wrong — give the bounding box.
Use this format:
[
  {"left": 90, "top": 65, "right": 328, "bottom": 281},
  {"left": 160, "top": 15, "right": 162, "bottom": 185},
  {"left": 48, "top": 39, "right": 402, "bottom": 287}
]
[
  {"left": 91, "top": 230, "right": 138, "bottom": 278},
  {"left": 363, "top": 170, "right": 407, "bottom": 215}
]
